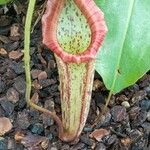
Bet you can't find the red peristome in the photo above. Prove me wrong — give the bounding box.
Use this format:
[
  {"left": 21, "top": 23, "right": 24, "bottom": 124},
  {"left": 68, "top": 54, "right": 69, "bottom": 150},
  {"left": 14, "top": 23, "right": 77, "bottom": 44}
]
[{"left": 42, "top": 0, "right": 107, "bottom": 63}]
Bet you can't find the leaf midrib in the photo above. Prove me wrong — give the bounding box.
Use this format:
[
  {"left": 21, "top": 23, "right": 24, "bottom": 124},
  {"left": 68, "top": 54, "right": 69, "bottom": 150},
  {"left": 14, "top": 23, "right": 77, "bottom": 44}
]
[{"left": 110, "top": 0, "right": 135, "bottom": 93}]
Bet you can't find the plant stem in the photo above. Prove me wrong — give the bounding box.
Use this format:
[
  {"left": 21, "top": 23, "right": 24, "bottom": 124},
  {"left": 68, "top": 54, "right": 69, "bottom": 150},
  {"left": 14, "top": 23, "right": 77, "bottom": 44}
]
[
  {"left": 24, "top": 0, "right": 35, "bottom": 107},
  {"left": 24, "top": 0, "right": 63, "bottom": 136}
]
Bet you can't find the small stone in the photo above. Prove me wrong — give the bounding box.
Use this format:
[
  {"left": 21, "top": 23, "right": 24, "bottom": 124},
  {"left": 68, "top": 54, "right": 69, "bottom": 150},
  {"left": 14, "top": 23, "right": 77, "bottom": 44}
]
[
  {"left": 39, "top": 79, "right": 55, "bottom": 88},
  {"left": 31, "top": 92, "right": 39, "bottom": 104},
  {"left": 111, "top": 105, "right": 127, "bottom": 122},
  {"left": 41, "top": 138, "right": 49, "bottom": 149},
  {"left": 141, "top": 122, "right": 150, "bottom": 134},
  {"left": 0, "top": 137, "right": 7, "bottom": 150},
  {"left": 0, "top": 80, "right": 6, "bottom": 93},
  {"left": 0, "top": 100, "right": 14, "bottom": 116},
  {"left": 121, "top": 101, "right": 130, "bottom": 108},
  {"left": 70, "top": 143, "right": 85, "bottom": 150},
  {"left": 121, "top": 137, "right": 131, "bottom": 146},
  {"left": 49, "top": 147, "right": 58, "bottom": 150},
  {"left": 0, "top": 117, "right": 13, "bottom": 136},
  {"left": 5, "top": 41, "right": 19, "bottom": 52},
  {"left": 83, "top": 127, "right": 93, "bottom": 132},
  {"left": 145, "top": 86, "right": 150, "bottom": 98},
  {"left": 132, "top": 110, "right": 147, "bottom": 126},
  {"left": 47, "top": 133, "right": 53, "bottom": 140},
  {"left": 147, "top": 111, "right": 150, "bottom": 122},
  {"left": 0, "top": 35, "right": 10, "bottom": 43},
  {"left": 32, "top": 80, "right": 42, "bottom": 90},
  {"left": 30, "top": 47, "right": 36, "bottom": 55},
  {"left": 38, "top": 71, "right": 47, "bottom": 80},
  {"left": 89, "top": 129, "right": 110, "bottom": 142},
  {"left": 43, "top": 100, "right": 54, "bottom": 126},
  {"left": 131, "top": 90, "right": 147, "bottom": 104},
  {"left": 80, "top": 135, "right": 94, "bottom": 146},
  {"left": 17, "top": 111, "right": 30, "bottom": 130},
  {"left": 139, "top": 99, "right": 150, "bottom": 111},
  {"left": 14, "top": 131, "right": 25, "bottom": 142},
  {"left": 129, "top": 129, "right": 143, "bottom": 142},
  {"left": 0, "top": 48, "right": 7, "bottom": 56},
  {"left": 105, "top": 134, "right": 117, "bottom": 145},
  {"left": 31, "top": 123, "right": 44, "bottom": 135},
  {"left": 13, "top": 76, "right": 26, "bottom": 94},
  {"left": 116, "top": 95, "right": 129, "bottom": 103},
  {"left": 95, "top": 143, "right": 106, "bottom": 150},
  {"left": 10, "top": 24, "right": 20, "bottom": 37},
  {"left": 6, "top": 88, "right": 19, "bottom": 103},
  {"left": 48, "top": 60, "right": 56, "bottom": 69},
  {"left": 9, "top": 50, "right": 23, "bottom": 60},
  {"left": 19, "top": 133, "right": 49, "bottom": 148},
  {"left": 61, "top": 144, "right": 70, "bottom": 150},
  {"left": 128, "top": 106, "right": 140, "bottom": 120},
  {"left": 11, "top": 62, "right": 24, "bottom": 74},
  {"left": 0, "top": 106, "right": 5, "bottom": 117},
  {"left": 7, "top": 139, "right": 15, "bottom": 150},
  {"left": 31, "top": 69, "right": 42, "bottom": 79},
  {"left": 96, "top": 112, "right": 112, "bottom": 128}
]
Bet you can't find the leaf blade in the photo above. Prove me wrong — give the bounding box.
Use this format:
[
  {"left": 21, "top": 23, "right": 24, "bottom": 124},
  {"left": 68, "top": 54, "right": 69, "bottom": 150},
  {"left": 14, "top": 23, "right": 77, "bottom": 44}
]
[{"left": 95, "top": 0, "right": 150, "bottom": 93}]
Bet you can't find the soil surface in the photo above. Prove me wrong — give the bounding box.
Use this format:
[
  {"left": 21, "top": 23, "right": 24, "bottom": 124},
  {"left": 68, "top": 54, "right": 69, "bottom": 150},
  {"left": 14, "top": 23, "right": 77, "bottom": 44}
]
[{"left": 0, "top": 1, "right": 150, "bottom": 150}]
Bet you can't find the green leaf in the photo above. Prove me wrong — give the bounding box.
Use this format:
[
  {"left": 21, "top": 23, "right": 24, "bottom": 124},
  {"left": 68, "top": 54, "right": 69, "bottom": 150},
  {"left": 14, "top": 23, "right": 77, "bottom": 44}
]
[
  {"left": 0, "top": 0, "right": 12, "bottom": 5},
  {"left": 95, "top": 0, "right": 150, "bottom": 93}
]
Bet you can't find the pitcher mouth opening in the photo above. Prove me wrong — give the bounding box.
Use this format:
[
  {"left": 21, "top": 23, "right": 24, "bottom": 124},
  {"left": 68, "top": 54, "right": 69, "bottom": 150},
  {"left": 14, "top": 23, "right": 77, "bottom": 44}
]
[{"left": 42, "top": 0, "right": 107, "bottom": 63}]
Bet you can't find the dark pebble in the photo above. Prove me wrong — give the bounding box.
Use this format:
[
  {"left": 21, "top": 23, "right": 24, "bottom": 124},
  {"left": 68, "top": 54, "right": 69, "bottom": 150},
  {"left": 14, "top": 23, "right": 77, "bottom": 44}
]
[
  {"left": 95, "top": 143, "right": 106, "bottom": 150},
  {"left": 104, "top": 134, "right": 117, "bottom": 145},
  {"left": 80, "top": 135, "right": 94, "bottom": 146},
  {"left": 128, "top": 106, "right": 140, "bottom": 120},
  {"left": 29, "top": 109, "right": 40, "bottom": 121},
  {"left": 39, "top": 79, "right": 56, "bottom": 88},
  {"left": 0, "top": 80, "right": 6, "bottom": 93},
  {"left": 11, "top": 62, "right": 24, "bottom": 75},
  {"left": 141, "top": 122, "right": 150, "bottom": 134},
  {"left": 145, "top": 87, "right": 150, "bottom": 99},
  {"left": 129, "top": 129, "right": 142, "bottom": 142},
  {"left": 132, "top": 110, "right": 147, "bottom": 127},
  {"left": 70, "top": 143, "right": 85, "bottom": 150},
  {"left": 0, "top": 138, "right": 7, "bottom": 150},
  {"left": 5, "top": 67, "right": 16, "bottom": 80},
  {"left": 95, "top": 93, "right": 105, "bottom": 105},
  {"left": 0, "top": 106, "right": 5, "bottom": 117},
  {"left": 5, "top": 41, "right": 19, "bottom": 52},
  {"left": 131, "top": 90, "right": 147, "bottom": 104},
  {"left": 17, "top": 98, "right": 26, "bottom": 110},
  {"left": 17, "top": 111, "right": 30, "bottom": 130},
  {"left": 131, "top": 137, "right": 146, "bottom": 150},
  {"left": 14, "top": 143, "right": 24, "bottom": 150},
  {"left": 96, "top": 112, "right": 112, "bottom": 128},
  {"left": 111, "top": 105, "right": 127, "bottom": 122},
  {"left": 30, "top": 47, "right": 36, "bottom": 55},
  {"left": 0, "top": 100, "right": 14, "bottom": 116},
  {"left": 31, "top": 123, "right": 44, "bottom": 135},
  {"left": 61, "top": 144, "right": 70, "bottom": 150},
  {"left": 48, "top": 59, "right": 56, "bottom": 69},
  {"left": 47, "top": 133, "right": 53, "bottom": 141},
  {"left": 139, "top": 100, "right": 150, "bottom": 111},
  {"left": 13, "top": 76, "right": 26, "bottom": 94}
]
